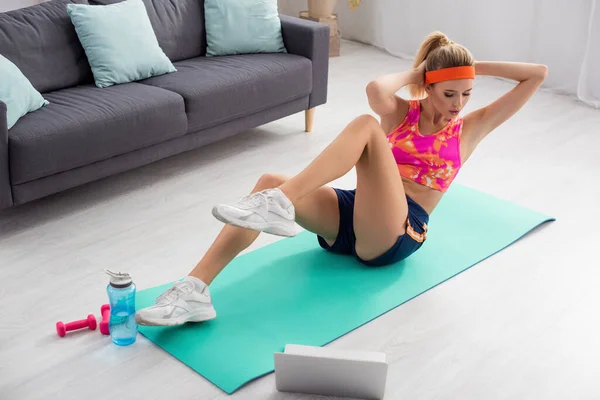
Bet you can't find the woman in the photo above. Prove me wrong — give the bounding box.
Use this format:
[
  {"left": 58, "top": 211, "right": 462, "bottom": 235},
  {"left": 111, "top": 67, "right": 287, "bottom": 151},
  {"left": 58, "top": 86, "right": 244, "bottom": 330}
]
[{"left": 135, "top": 31, "right": 547, "bottom": 326}]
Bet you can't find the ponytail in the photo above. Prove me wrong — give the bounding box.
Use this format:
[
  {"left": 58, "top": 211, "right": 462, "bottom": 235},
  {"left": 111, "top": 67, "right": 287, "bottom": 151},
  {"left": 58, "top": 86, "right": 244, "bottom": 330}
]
[
  {"left": 408, "top": 31, "right": 452, "bottom": 99},
  {"left": 408, "top": 31, "right": 473, "bottom": 99}
]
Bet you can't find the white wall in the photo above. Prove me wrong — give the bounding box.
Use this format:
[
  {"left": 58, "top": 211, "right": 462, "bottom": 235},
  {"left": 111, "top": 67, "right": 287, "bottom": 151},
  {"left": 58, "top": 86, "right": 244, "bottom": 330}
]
[
  {"left": 278, "top": 0, "right": 597, "bottom": 99},
  {"left": 278, "top": 0, "right": 380, "bottom": 42}
]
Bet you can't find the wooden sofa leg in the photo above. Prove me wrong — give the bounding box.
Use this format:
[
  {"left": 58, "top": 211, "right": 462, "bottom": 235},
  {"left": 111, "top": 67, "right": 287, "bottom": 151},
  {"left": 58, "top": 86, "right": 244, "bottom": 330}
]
[{"left": 305, "top": 108, "right": 315, "bottom": 132}]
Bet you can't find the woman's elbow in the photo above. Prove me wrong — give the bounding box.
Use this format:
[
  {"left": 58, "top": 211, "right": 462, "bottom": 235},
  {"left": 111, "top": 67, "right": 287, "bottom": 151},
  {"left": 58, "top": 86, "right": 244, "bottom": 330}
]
[
  {"left": 366, "top": 80, "right": 382, "bottom": 100},
  {"left": 535, "top": 64, "right": 548, "bottom": 81}
]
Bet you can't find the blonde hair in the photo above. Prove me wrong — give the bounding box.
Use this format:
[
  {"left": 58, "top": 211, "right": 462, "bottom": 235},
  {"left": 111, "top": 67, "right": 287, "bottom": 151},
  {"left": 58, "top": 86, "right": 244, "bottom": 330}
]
[{"left": 408, "top": 31, "right": 474, "bottom": 99}]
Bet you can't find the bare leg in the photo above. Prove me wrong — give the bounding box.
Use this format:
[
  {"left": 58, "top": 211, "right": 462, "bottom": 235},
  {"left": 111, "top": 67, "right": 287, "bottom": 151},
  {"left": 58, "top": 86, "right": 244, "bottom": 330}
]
[
  {"left": 190, "top": 174, "right": 339, "bottom": 285},
  {"left": 278, "top": 114, "right": 408, "bottom": 260},
  {"left": 279, "top": 114, "right": 401, "bottom": 203},
  {"left": 353, "top": 119, "right": 409, "bottom": 260},
  {"left": 197, "top": 113, "right": 408, "bottom": 282}
]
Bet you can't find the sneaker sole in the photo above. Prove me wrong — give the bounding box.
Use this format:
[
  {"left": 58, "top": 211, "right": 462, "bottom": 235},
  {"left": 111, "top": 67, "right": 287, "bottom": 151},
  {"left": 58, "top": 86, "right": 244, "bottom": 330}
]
[
  {"left": 135, "top": 308, "right": 217, "bottom": 327},
  {"left": 211, "top": 206, "right": 296, "bottom": 237}
]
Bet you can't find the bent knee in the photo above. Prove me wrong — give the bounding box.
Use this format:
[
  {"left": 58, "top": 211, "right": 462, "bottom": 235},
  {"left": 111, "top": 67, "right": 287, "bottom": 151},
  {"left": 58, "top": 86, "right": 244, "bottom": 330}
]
[
  {"left": 353, "top": 114, "right": 384, "bottom": 137},
  {"left": 256, "top": 173, "right": 288, "bottom": 190},
  {"left": 355, "top": 114, "right": 378, "bottom": 125}
]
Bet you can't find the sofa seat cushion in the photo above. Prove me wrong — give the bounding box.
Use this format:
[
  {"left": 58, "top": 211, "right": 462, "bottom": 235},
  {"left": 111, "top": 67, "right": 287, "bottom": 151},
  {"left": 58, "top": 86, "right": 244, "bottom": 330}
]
[
  {"left": 9, "top": 83, "right": 187, "bottom": 184},
  {"left": 139, "top": 53, "right": 312, "bottom": 132}
]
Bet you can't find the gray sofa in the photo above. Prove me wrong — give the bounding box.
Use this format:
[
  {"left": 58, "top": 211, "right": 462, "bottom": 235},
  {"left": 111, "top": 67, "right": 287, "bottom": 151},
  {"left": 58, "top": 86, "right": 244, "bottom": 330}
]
[{"left": 0, "top": 0, "right": 329, "bottom": 210}]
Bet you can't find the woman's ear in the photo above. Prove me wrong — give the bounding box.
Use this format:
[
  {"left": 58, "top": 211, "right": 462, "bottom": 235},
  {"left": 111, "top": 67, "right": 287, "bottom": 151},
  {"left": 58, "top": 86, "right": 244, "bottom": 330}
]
[{"left": 424, "top": 84, "right": 432, "bottom": 94}]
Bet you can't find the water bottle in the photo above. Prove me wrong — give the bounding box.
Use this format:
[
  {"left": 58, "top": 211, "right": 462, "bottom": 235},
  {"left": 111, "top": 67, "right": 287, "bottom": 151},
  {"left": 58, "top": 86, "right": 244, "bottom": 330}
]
[{"left": 105, "top": 269, "right": 138, "bottom": 346}]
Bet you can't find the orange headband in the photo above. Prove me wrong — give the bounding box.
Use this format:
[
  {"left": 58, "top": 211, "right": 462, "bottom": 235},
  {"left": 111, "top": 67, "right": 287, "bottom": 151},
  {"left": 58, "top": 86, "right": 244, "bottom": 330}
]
[{"left": 425, "top": 66, "right": 475, "bottom": 85}]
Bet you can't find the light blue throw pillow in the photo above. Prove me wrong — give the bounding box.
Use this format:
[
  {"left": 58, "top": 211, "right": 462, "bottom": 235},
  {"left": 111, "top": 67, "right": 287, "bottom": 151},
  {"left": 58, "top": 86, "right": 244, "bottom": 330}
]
[
  {"left": 67, "top": 0, "right": 176, "bottom": 88},
  {"left": 205, "top": 0, "right": 287, "bottom": 56},
  {"left": 0, "top": 55, "right": 48, "bottom": 130}
]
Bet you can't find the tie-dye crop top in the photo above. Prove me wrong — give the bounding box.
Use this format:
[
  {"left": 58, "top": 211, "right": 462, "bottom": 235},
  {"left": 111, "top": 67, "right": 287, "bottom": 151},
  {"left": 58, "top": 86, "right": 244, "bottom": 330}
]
[{"left": 386, "top": 100, "right": 463, "bottom": 192}]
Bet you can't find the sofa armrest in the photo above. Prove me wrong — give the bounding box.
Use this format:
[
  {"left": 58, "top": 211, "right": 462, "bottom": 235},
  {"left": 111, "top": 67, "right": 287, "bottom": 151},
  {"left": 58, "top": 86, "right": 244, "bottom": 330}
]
[
  {"left": 0, "top": 101, "right": 13, "bottom": 209},
  {"left": 280, "top": 15, "right": 329, "bottom": 109}
]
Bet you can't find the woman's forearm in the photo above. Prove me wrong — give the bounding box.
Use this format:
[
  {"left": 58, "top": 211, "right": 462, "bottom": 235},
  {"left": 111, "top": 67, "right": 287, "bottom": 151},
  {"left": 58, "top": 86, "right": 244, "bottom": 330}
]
[
  {"left": 475, "top": 61, "right": 548, "bottom": 83},
  {"left": 368, "top": 68, "right": 422, "bottom": 97}
]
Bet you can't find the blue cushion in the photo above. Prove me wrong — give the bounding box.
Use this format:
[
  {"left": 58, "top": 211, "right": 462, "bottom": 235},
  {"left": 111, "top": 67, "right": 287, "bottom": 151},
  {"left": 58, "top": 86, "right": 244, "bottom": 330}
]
[
  {"left": 0, "top": 55, "right": 48, "bottom": 130},
  {"left": 204, "top": 0, "right": 286, "bottom": 56},
  {"left": 66, "top": 0, "right": 176, "bottom": 88}
]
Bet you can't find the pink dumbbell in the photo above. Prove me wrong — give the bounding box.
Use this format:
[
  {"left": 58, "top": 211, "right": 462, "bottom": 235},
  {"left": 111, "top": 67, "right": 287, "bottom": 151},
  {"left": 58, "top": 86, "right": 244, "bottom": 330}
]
[
  {"left": 100, "top": 304, "right": 110, "bottom": 335},
  {"left": 56, "top": 314, "right": 97, "bottom": 337}
]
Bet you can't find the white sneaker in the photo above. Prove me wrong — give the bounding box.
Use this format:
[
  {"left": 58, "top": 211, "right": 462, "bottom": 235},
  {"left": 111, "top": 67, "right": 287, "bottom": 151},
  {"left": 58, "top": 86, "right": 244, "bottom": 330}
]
[
  {"left": 135, "top": 277, "right": 216, "bottom": 326},
  {"left": 211, "top": 188, "right": 296, "bottom": 237}
]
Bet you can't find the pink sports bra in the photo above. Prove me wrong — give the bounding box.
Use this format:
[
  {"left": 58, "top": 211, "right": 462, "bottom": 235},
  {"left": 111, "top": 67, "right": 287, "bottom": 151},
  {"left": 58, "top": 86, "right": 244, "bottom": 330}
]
[{"left": 386, "top": 100, "right": 463, "bottom": 192}]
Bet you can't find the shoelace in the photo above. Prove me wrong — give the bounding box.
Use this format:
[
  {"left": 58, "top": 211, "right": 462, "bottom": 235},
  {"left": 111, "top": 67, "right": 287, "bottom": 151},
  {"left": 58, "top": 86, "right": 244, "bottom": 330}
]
[
  {"left": 156, "top": 281, "right": 193, "bottom": 304},
  {"left": 240, "top": 191, "right": 270, "bottom": 208}
]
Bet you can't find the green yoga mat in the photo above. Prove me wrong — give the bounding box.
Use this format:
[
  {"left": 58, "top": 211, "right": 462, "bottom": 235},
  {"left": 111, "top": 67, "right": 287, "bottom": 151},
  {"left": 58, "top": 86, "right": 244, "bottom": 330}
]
[{"left": 136, "top": 184, "right": 554, "bottom": 394}]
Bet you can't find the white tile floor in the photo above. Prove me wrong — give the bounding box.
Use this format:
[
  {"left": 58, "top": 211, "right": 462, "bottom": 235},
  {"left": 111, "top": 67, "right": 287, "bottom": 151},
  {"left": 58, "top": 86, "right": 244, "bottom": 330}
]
[{"left": 1, "top": 40, "right": 599, "bottom": 400}]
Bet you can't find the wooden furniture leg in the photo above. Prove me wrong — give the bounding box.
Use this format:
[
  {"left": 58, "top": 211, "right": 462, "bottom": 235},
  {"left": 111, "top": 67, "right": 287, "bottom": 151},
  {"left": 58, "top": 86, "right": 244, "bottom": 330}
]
[{"left": 305, "top": 108, "right": 315, "bottom": 132}]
